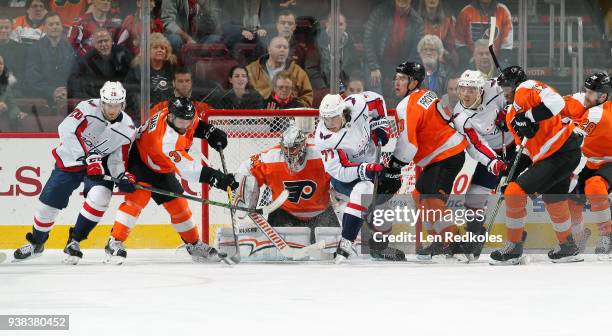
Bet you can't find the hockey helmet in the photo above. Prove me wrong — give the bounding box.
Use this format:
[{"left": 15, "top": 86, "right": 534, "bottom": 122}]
[
  {"left": 100, "top": 81, "right": 126, "bottom": 105},
  {"left": 458, "top": 70, "right": 486, "bottom": 90},
  {"left": 497, "top": 66, "right": 527, "bottom": 88},
  {"left": 319, "top": 94, "right": 346, "bottom": 119},
  {"left": 584, "top": 72, "right": 612, "bottom": 94},
  {"left": 168, "top": 97, "right": 196, "bottom": 120},
  {"left": 395, "top": 61, "right": 426, "bottom": 84},
  {"left": 280, "top": 124, "right": 307, "bottom": 172}
]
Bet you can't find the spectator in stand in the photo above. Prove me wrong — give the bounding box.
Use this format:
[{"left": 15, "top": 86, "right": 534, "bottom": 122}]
[
  {"left": 118, "top": 0, "right": 164, "bottom": 56},
  {"left": 217, "top": 65, "right": 265, "bottom": 109},
  {"left": 67, "top": 28, "right": 132, "bottom": 99},
  {"left": 25, "top": 12, "right": 76, "bottom": 108},
  {"left": 161, "top": 0, "right": 222, "bottom": 54},
  {"left": 0, "top": 54, "right": 26, "bottom": 129},
  {"left": 364, "top": 0, "right": 423, "bottom": 96},
  {"left": 266, "top": 71, "right": 304, "bottom": 132},
  {"left": 440, "top": 73, "right": 459, "bottom": 110},
  {"left": 68, "top": 0, "right": 122, "bottom": 56},
  {"left": 125, "top": 32, "right": 176, "bottom": 124},
  {"left": 418, "top": 0, "right": 457, "bottom": 71},
  {"left": 418, "top": 34, "right": 448, "bottom": 97},
  {"left": 247, "top": 36, "right": 312, "bottom": 107},
  {"left": 305, "top": 12, "right": 359, "bottom": 89},
  {"left": 0, "top": 14, "right": 26, "bottom": 93},
  {"left": 221, "top": 1, "right": 268, "bottom": 65},
  {"left": 455, "top": 0, "right": 513, "bottom": 68},
  {"left": 471, "top": 38, "right": 495, "bottom": 79},
  {"left": 50, "top": 0, "right": 88, "bottom": 28},
  {"left": 272, "top": 10, "right": 306, "bottom": 68},
  {"left": 347, "top": 77, "right": 365, "bottom": 95},
  {"left": 10, "top": 0, "right": 47, "bottom": 45}
]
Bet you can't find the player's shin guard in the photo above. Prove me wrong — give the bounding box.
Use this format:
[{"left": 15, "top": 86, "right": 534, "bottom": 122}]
[
  {"left": 112, "top": 188, "right": 152, "bottom": 242},
  {"left": 544, "top": 200, "right": 572, "bottom": 244},
  {"left": 31, "top": 201, "right": 61, "bottom": 245},
  {"left": 73, "top": 186, "right": 111, "bottom": 242},
  {"left": 585, "top": 176, "right": 612, "bottom": 237},
  {"left": 163, "top": 198, "right": 199, "bottom": 244},
  {"left": 504, "top": 182, "right": 527, "bottom": 243}
]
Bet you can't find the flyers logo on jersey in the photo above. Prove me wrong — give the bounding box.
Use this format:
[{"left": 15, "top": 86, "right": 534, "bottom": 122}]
[{"left": 283, "top": 180, "right": 317, "bottom": 203}]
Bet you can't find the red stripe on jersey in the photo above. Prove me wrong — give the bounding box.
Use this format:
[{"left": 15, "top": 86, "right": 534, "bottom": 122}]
[
  {"left": 75, "top": 119, "right": 89, "bottom": 156},
  {"left": 52, "top": 148, "right": 86, "bottom": 172},
  {"left": 347, "top": 202, "right": 367, "bottom": 212},
  {"left": 34, "top": 217, "right": 54, "bottom": 228},
  {"left": 465, "top": 127, "right": 496, "bottom": 160},
  {"left": 121, "top": 144, "right": 130, "bottom": 170},
  {"left": 83, "top": 202, "right": 105, "bottom": 217},
  {"left": 337, "top": 149, "right": 360, "bottom": 168}
]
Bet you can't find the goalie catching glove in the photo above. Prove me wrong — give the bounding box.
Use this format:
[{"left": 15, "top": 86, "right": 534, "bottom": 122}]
[{"left": 200, "top": 166, "right": 238, "bottom": 190}]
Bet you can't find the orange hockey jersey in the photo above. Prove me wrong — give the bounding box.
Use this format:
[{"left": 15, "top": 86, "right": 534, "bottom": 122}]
[
  {"left": 149, "top": 99, "right": 211, "bottom": 119},
  {"left": 505, "top": 80, "right": 574, "bottom": 163},
  {"left": 455, "top": 2, "right": 513, "bottom": 52},
  {"left": 136, "top": 109, "right": 203, "bottom": 182},
  {"left": 393, "top": 88, "right": 467, "bottom": 168},
  {"left": 574, "top": 101, "right": 612, "bottom": 169},
  {"left": 560, "top": 92, "right": 588, "bottom": 121},
  {"left": 240, "top": 144, "right": 331, "bottom": 220}
]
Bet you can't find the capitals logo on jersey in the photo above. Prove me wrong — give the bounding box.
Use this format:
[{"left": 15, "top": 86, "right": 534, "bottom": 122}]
[{"left": 284, "top": 180, "right": 318, "bottom": 203}]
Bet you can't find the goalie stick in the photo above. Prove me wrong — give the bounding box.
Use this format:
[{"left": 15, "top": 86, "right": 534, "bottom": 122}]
[{"left": 102, "top": 175, "right": 287, "bottom": 215}]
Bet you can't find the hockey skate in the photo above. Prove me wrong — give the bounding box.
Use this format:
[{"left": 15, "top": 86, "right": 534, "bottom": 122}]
[
  {"left": 104, "top": 237, "right": 127, "bottom": 265},
  {"left": 574, "top": 228, "right": 591, "bottom": 253},
  {"left": 185, "top": 241, "right": 228, "bottom": 263},
  {"left": 489, "top": 232, "right": 528, "bottom": 265},
  {"left": 415, "top": 241, "right": 444, "bottom": 262},
  {"left": 63, "top": 228, "right": 83, "bottom": 265},
  {"left": 594, "top": 234, "right": 611, "bottom": 261},
  {"left": 467, "top": 226, "right": 488, "bottom": 261},
  {"left": 333, "top": 238, "right": 354, "bottom": 264},
  {"left": 548, "top": 235, "right": 584, "bottom": 263},
  {"left": 368, "top": 237, "right": 406, "bottom": 261},
  {"left": 13, "top": 232, "right": 45, "bottom": 261}
]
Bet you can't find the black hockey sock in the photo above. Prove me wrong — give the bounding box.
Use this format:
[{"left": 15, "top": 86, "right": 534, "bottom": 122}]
[
  {"left": 31, "top": 226, "right": 49, "bottom": 245},
  {"left": 72, "top": 214, "right": 99, "bottom": 242},
  {"left": 341, "top": 213, "right": 363, "bottom": 241}
]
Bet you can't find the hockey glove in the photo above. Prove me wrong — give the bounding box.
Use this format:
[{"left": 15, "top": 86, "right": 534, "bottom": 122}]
[
  {"left": 358, "top": 163, "right": 384, "bottom": 181},
  {"left": 369, "top": 117, "right": 390, "bottom": 146},
  {"left": 495, "top": 107, "right": 509, "bottom": 132},
  {"left": 200, "top": 166, "right": 239, "bottom": 190},
  {"left": 194, "top": 123, "right": 228, "bottom": 151},
  {"left": 487, "top": 158, "right": 508, "bottom": 177},
  {"left": 85, "top": 154, "right": 104, "bottom": 180},
  {"left": 116, "top": 172, "right": 136, "bottom": 193},
  {"left": 378, "top": 155, "right": 406, "bottom": 195},
  {"left": 511, "top": 114, "right": 539, "bottom": 139}
]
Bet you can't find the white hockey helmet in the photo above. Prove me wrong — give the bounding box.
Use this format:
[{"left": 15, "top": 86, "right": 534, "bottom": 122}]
[
  {"left": 100, "top": 81, "right": 126, "bottom": 105},
  {"left": 319, "top": 94, "right": 346, "bottom": 118},
  {"left": 280, "top": 124, "right": 307, "bottom": 172},
  {"left": 458, "top": 70, "right": 486, "bottom": 90}
]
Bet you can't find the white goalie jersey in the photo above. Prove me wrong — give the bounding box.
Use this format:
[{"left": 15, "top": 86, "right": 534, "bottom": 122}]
[
  {"left": 52, "top": 99, "right": 136, "bottom": 178},
  {"left": 314, "top": 91, "right": 387, "bottom": 183}
]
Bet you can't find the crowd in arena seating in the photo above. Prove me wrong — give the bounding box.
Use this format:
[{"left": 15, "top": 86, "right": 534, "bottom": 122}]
[{"left": 0, "top": 0, "right": 525, "bottom": 132}]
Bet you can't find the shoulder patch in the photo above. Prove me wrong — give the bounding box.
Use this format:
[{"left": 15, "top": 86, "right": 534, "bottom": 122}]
[{"left": 417, "top": 91, "right": 438, "bottom": 109}]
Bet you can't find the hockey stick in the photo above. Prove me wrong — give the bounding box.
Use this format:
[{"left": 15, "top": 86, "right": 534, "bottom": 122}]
[
  {"left": 218, "top": 148, "right": 241, "bottom": 264},
  {"left": 484, "top": 137, "right": 528, "bottom": 234},
  {"left": 102, "top": 175, "right": 287, "bottom": 215},
  {"left": 488, "top": 16, "right": 502, "bottom": 74},
  {"left": 365, "top": 142, "right": 383, "bottom": 226}
]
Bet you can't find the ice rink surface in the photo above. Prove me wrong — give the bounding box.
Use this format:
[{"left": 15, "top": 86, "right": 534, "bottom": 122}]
[{"left": 1, "top": 249, "right": 611, "bottom": 336}]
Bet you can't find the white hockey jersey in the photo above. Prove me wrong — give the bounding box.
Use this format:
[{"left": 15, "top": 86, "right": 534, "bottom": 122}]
[
  {"left": 314, "top": 91, "right": 387, "bottom": 183},
  {"left": 452, "top": 79, "right": 513, "bottom": 165},
  {"left": 52, "top": 99, "right": 136, "bottom": 178}
]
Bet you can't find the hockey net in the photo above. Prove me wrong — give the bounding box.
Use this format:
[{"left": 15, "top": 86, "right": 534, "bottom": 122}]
[{"left": 200, "top": 109, "right": 418, "bottom": 243}]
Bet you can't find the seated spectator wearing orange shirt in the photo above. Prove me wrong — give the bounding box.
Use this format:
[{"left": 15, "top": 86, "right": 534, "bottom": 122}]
[
  {"left": 68, "top": 0, "right": 122, "bottom": 56},
  {"left": 10, "top": 0, "right": 48, "bottom": 45},
  {"left": 117, "top": 0, "right": 164, "bottom": 56},
  {"left": 455, "top": 0, "right": 513, "bottom": 68},
  {"left": 418, "top": 0, "right": 458, "bottom": 71},
  {"left": 50, "top": 0, "right": 88, "bottom": 28},
  {"left": 364, "top": 0, "right": 424, "bottom": 96}
]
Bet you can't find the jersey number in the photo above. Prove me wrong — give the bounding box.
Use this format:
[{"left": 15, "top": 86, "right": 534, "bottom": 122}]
[
  {"left": 69, "top": 109, "right": 83, "bottom": 120},
  {"left": 321, "top": 149, "right": 335, "bottom": 161},
  {"left": 169, "top": 151, "right": 182, "bottom": 163}
]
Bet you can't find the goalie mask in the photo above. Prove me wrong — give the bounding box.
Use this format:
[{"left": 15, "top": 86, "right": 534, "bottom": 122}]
[
  {"left": 99, "top": 81, "right": 126, "bottom": 121},
  {"left": 458, "top": 70, "right": 485, "bottom": 109},
  {"left": 280, "top": 125, "right": 307, "bottom": 172}
]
